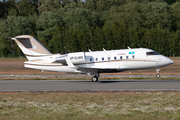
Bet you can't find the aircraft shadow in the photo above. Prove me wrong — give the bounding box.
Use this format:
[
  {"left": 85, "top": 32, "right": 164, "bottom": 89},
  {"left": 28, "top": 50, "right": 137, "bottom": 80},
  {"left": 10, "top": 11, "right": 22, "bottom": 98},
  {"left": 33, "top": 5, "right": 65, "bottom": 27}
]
[
  {"left": 98, "top": 79, "right": 180, "bottom": 83},
  {"left": 5, "top": 80, "right": 172, "bottom": 84},
  {"left": 64, "top": 79, "right": 180, "bottom": 84}
]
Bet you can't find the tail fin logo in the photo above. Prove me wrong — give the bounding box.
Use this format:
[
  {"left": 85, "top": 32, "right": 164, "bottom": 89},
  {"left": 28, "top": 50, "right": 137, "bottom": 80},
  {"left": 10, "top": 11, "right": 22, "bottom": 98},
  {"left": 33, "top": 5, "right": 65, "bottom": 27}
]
[{"left": 32, "top": 45, "right": 36, "bottom": 50}]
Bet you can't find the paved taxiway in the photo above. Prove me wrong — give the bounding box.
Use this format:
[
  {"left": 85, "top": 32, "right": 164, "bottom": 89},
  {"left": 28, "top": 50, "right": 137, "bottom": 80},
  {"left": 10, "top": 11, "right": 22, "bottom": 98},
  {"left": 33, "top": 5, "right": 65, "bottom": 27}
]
[{"left": 0, "top": 79, "right": 180, "bottom": 92}]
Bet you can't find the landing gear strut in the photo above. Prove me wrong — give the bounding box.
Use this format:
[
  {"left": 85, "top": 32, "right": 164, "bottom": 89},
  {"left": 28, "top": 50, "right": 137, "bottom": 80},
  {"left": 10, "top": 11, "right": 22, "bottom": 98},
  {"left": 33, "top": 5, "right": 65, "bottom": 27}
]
[{"left": 156, "top": 68, "right": 160, "bottom": 78}]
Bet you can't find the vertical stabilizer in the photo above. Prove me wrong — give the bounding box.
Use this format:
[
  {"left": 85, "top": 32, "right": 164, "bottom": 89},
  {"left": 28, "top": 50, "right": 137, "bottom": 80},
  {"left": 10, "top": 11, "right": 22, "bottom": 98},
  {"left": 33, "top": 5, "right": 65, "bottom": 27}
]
[{"left": 11, "top": 35, "right": 51, "bottom": 61}]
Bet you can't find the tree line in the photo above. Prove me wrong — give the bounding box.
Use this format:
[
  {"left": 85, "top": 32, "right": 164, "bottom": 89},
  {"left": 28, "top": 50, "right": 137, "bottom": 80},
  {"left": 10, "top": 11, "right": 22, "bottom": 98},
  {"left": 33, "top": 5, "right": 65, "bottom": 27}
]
[{"left": 0, "top": 0, "right": 179, "bottom": 57}]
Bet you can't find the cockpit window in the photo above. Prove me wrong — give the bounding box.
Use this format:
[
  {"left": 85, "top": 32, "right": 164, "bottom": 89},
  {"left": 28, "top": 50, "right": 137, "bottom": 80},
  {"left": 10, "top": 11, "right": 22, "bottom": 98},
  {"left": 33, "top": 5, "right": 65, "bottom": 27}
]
[{"left": 146, "top": 52, "right": 160, "bottom": 55}]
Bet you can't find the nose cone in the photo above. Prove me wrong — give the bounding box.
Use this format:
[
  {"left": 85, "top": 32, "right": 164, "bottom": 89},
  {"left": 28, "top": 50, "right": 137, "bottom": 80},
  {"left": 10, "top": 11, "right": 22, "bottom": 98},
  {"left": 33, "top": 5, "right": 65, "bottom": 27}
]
[
  {"left": 158, "top": 56, "right": 174, "bottom": 67},
  {"left": 169, "top": 59, "right": 174, "bottom": 65},
  {"left": 165, "top": 58, "right": 174, "bottom": 65}
]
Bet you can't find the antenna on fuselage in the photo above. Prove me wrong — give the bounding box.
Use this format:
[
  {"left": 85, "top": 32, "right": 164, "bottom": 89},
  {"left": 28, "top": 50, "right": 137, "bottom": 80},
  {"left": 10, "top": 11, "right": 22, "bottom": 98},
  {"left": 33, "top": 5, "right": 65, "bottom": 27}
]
[
  {"left": 88, "top": 49, "right": 92, "bottom": 52},
  {"left": 127, "top": 46, "right": 131, "bottom": 49},
  {"left": 103, "top": 48, "right": 106, "bottom": 51}
]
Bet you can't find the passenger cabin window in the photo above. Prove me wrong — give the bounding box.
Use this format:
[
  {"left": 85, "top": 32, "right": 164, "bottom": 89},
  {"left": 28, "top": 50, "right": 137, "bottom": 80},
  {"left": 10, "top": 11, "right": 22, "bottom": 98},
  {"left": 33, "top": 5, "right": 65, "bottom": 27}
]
[
  {"left": 90, "top": 58, "right": 93, "bottom": 62},
  {"left": 114, "top": 57, "right": 116, "bottom": 60},
  {"left": 146, "top": 52, "right": 160, "bottom": 55},
  {"left": 126, "top": 56, "right": 128, "bottom": 59},
  {"left": 102, "top": 57, "right": 104, "bottom": 61},
  {"left": 96, "top": 58, "right": 98, "bottom": 61},
  {"left": 120, "top": 56, "right": 122, "bottom": 60},
  {"left": 108, "top": 57, "right": 110, "bottom": 61},
  {"left": 132, "top": 55, "right": 135, "bottom": 59}
]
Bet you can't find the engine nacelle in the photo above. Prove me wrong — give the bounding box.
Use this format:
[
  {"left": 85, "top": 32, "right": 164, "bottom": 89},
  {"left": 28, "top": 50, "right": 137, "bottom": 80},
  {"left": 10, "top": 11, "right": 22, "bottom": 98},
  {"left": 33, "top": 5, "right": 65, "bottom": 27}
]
[{"left": 68, "top": 52, "right": 86, "bottom": 64}]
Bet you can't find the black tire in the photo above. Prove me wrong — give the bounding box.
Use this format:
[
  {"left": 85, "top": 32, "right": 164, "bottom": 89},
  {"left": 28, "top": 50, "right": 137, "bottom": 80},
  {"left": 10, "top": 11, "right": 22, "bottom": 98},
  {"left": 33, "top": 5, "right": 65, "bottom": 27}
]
[
  {"left": 156, "top": 74, "right": 160, "bottom": 78},
  {"left": 92, "top": 76, "right": 98, "bottom": 82}
]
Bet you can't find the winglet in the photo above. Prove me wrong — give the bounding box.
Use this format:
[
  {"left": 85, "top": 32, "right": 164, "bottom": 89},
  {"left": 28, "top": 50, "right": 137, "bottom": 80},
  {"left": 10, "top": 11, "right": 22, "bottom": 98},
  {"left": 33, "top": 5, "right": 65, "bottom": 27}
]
[{"left": 66, "top": 58, "right": 76, "bottom": 68}]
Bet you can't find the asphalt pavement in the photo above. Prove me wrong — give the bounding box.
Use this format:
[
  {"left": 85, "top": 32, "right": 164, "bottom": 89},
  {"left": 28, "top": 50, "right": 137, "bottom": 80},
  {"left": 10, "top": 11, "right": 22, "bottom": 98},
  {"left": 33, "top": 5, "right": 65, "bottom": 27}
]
[{"left": 0, "top": 79, "right": 180, "bottom": 92}]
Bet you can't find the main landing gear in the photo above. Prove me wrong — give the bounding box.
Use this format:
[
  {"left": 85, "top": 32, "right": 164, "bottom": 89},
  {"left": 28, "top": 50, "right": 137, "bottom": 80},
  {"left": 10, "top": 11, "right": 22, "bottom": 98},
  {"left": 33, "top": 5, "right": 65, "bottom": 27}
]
[
  {"left": 92, "top": 74, "right": 100, "bottom": 82},
  {"left": 92, "top": 76, "right": 98, "bottom": 82},
  {"left": 156, "top": 68, "right": 160, "bottom": 78}
]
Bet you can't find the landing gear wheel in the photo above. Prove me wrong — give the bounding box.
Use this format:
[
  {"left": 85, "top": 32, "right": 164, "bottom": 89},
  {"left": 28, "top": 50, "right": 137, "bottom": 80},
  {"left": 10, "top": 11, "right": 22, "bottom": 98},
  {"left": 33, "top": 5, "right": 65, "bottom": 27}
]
[
  {"left": 156, "top": 74, "right": 160, "bottom": 78},
  {"left": 156, "top": 68, "right": 160, "bottom": 78},
  {"left": 92, "top": 76, "right": 98, "bottom": 82}
]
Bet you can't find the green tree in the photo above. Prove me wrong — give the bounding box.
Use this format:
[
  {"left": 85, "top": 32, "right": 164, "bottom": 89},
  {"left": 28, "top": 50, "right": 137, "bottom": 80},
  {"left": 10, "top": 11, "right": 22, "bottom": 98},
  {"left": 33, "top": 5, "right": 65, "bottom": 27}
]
[
  {"left": 36, "top": 11, "right": 64, "bottom": 52},
  {"left": 93, "top": 26, "right": 105, "bottom": 50},
  {"left": 8, "top": 8, "right": 18, "bottom": 16},
  {"left": 174, "top": 30, "right": 180, "bottom": 56},
  {"left": 65, "top": 8, "right": 102, "bottom": 29},
  {"left": 27, "top": 13, "right": 39, "bottom": 37},
  {"left": 104, "top": 1, "right": 146, "bottom": 27},
  {"left": 0, "top": 16, "right": 32, "bottom": 37},
  {"left": 165, "top": 0, "right": 177, "bottom": 5},
  {"left": 36, "top": 11, "right": 64, "bottom": 37},
  {"left": 145, "top": 2, "right": 172, "bottom": 29},
  {"left": 15, "top": 0, "right": 37, "bottom": 16},
  {"left": 38, "top": 0, "right": 64, "bottom": 14},
  {"left": 84, "top": 0, "right": 112, "bottom": 11},
  {"left": 0, "top": 0, "right": 179, "bottom": 56},
  {"left": 0, "top": 0, "right": 16, "bottom": 19},
  {"left": 0, "top": 37, "right": 11, "bottom": 57},
  {"left": 0, "top": 16, "right": 32, "bottom": 57},
  {"left": 171, "top": 2, "right": 180, "bottom": 31}
]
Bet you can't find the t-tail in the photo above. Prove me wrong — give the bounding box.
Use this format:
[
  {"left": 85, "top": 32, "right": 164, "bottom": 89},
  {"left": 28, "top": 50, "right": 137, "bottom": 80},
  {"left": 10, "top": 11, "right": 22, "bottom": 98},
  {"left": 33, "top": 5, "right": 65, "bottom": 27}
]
[{"left": 11, "top": 35, "right": 51, "bottom": 60}]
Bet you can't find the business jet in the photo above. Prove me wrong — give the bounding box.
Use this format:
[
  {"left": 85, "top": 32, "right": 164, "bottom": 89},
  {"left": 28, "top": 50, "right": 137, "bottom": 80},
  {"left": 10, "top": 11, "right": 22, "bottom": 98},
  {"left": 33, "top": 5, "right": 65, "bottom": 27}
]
[{"left": 10, "top": 35, "right": 174, "bottom": 82}]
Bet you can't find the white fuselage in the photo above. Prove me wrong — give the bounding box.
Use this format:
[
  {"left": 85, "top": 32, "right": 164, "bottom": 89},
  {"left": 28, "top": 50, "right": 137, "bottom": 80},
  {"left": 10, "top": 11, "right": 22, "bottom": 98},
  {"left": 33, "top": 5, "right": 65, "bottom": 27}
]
[{"left": 24, "top": 48, "right": 174, "bottom": 74}]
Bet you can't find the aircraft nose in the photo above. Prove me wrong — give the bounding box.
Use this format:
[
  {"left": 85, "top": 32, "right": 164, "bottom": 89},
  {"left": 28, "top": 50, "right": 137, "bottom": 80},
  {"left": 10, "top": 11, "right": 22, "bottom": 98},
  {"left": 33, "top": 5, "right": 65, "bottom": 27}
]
[
  {"left": 165, "top": 58, "right": 174, "bottom": 65},
  {"left": 169, "top": 59, "right": 174, "bottom": 64},
  {"left": 158, "top": 57, "right": 174, "bottom": 67}
]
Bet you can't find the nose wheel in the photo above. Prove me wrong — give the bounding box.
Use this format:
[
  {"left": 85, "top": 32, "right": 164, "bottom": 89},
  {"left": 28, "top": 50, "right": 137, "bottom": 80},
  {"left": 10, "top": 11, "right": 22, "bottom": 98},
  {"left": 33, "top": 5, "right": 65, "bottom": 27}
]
[
  {"left": 156, "top": 74, "right": 160, "bottom": 78},
  {"left": 156, "top": 68, "right": 160, "bottom": 78}
]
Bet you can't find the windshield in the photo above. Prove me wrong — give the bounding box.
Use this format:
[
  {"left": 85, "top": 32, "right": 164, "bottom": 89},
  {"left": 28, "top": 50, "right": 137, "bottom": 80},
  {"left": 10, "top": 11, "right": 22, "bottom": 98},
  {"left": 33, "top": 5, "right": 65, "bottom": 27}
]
[{"left": 146, "top": 52, "right": 160, "bottom": 55}]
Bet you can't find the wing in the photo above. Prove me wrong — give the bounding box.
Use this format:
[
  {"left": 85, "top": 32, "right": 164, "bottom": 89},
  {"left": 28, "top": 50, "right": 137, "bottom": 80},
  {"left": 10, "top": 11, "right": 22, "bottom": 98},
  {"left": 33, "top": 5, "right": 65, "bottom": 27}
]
[
  {"left": 55, "top": 57, "right": 122, "bottom": 75},
  {"left": 64, "top": 58, "right": 98, "bottom": 75}
]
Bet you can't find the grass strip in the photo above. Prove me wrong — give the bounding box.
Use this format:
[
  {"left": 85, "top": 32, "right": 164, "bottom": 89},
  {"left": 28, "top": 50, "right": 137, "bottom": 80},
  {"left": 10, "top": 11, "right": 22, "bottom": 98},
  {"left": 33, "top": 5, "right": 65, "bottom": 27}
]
[{"left": 0, "top": 92, "right": 180, "bottom": 120}]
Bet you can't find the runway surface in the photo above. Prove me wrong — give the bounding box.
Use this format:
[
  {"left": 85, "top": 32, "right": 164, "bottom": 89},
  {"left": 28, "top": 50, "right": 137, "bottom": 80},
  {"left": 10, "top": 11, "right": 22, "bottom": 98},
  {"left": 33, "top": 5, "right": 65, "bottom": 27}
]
[{"left": 0, "top": 79, "right": 180, "bottom": 92}]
